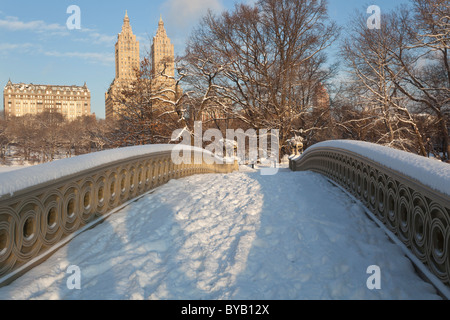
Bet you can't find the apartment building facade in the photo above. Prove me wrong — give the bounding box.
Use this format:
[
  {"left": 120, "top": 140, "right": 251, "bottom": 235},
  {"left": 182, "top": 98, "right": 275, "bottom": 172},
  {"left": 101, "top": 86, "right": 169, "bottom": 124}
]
[{"left": 3, "top": 80, "right": 91, "bottom": 121}]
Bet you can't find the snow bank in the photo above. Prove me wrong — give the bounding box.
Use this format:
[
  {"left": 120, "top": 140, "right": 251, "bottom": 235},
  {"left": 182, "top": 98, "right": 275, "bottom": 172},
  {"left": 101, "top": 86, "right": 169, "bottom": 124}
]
[
  {"left": 0, "top": 145, "right": 220, "bottom": 198},
  {"left": 302, "top": 140, "right": 450, "bottom": 197}
]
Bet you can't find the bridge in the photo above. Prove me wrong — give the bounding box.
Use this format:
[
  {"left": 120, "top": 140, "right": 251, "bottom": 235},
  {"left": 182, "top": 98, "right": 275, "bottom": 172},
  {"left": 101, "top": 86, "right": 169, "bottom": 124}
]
[{"left": 0, "top": 141, "right": 448, "bottom": 300}]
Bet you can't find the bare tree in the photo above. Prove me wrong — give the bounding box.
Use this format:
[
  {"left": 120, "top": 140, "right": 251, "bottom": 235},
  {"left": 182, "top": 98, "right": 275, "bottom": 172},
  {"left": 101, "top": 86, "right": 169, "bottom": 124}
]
[
  {"left": 414, "top": 0, "right": 450, "bottom": 50},
  {"left": 7, "top": 115, "right": 40, "bottom": 162},
  {"left": 398, "top": 0, "right": 450, "bottom": 160},
  {"left": 35, "top": 111, "right": 65, "bottom": 162},
  {"left": 108, "top": 52, "right": 189, "bottom": 146},
  {"left": 331, "top": 80, "right": 383, "bottom": 142},
  {"left": 341, "top": 7, "right": 428, "bottom": 156},
  {"left": 0, "top": 118, "right": 9, "bottom": 161},
  {"left": 0, "top": 113, "right": 117, "bottom": 165},
  {"left": 184, "top": 0, "right": 339, "bottom": 158},
  {"left": 61, "top": 117, "right": 85, "bottom": 157},
  {"left": 85, "top": 118, "right": 111, "bottom": 152}
]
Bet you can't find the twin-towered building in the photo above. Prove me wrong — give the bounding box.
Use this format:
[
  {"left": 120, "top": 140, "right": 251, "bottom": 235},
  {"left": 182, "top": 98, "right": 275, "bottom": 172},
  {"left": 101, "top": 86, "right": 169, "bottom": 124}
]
[
  {"left": 105, "top": 12, "right": 176, "bottom": 121},
  {"left": 152, "top": 15, "right": 175, "bottom": 79},
  {"left": 104, "top": 11, "right": 141, "bottom": 121},
  {"left": 3, "top": 11, "right": 175, "bottom": 122}
]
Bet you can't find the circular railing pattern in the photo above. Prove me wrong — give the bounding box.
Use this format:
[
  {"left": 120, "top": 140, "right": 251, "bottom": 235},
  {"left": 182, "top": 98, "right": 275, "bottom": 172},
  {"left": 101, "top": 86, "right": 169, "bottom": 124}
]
[
  {"left": 0, "top": 150, "right": 237, "bottom": 283},
  {"left": 290, "top": 147, "right": 450, "bottom": 285}
]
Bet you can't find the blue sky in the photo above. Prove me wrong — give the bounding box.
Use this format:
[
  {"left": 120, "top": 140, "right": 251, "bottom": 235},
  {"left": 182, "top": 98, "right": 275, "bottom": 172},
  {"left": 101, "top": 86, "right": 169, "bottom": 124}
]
[{"left": 1, "top": 0, "right": 411, "bottom": 119}]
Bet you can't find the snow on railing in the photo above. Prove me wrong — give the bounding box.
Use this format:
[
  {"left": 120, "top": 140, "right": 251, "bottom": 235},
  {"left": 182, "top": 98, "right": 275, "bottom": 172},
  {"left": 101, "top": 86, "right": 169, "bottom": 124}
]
[
  {"left": 0, "top": 145, "right": 238, "bottom": 287},
  {"left": 290, "top": 140, "right": 450, "bottom": 291}
]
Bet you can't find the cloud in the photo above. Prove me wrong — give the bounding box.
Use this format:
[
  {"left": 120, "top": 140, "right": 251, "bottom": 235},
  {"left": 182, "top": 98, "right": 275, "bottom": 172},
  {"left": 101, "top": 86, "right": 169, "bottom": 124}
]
[
  {"left": 43, "top": 50, "right": 114, "bottom": 65},
  {"left": 73, "top": 30, "right": 117, "bottom": 46},
  {"left": 88, "top": 32, "right": 116, "bottom": 45},
  {"left": 0, "top": 42, "right": 34, "bottom": 52},
  {"left": 0, "top": 41, "right": 113, "bottom": 65},
  {"left": 0, "top": 16, "right": 115, "bottom": 45},
  {"left": 0, "top": 14, "right": 114, "bottom": 65},
  {"left": 0, "top": 16, "right": 69, "bottom": 36},
  {"left": 162, "top": 0, "right": 224, "bottom": 30}
]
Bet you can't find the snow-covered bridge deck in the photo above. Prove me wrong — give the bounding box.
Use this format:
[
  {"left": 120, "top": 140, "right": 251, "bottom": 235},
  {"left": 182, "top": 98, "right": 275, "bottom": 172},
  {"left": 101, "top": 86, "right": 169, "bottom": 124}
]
[{"left": 0, "top": 166, "right": 442, "bottom": 300}]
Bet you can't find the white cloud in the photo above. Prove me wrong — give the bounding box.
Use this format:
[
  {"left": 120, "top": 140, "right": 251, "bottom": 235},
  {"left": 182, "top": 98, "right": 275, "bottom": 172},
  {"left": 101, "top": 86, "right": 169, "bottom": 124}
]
[
  {"left": 0, "top": 14, "right": 114, "bottom": 65},
  {"left": 0, "top": 41, "right": 113, "bottom": 65},
  {"left": 88, "top": 32, "right": 116, "bottom": 45},
  {"left": 0, "top": 16, "right": 115, "bottom": 45},
  {"left": 0, "top": 16, "right": 68, "bottom": 36},
  {"left": 43, "top": 50, "right": 114, "bottom": 65},
  {"left": 162, "top": 0, "right": 224, "bottom": 30},
  {"left": 0, "top": 42, "right": 34, "bottom": 54},
  {"left": 73, "top": 30, "right": 117, "bottom": 46}
]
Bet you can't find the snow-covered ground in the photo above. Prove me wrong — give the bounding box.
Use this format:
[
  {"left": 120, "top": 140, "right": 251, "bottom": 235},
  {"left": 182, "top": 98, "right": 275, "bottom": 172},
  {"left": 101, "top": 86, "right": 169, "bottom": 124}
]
[{"left": 0, "top": 166, "right": 441, "bottom": 300}]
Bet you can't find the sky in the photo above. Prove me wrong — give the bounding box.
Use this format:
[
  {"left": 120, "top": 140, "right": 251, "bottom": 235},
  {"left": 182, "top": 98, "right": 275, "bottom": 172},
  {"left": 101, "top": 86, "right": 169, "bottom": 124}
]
[{"left": 1, "top": 0, "right": 411, "bottom": 119}]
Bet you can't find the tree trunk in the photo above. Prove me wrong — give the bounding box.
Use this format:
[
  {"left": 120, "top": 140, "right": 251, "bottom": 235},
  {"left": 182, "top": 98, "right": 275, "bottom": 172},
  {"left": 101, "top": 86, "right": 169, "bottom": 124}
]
[{"left": 438, "top": 113, "right": 450, "bottom": 160}]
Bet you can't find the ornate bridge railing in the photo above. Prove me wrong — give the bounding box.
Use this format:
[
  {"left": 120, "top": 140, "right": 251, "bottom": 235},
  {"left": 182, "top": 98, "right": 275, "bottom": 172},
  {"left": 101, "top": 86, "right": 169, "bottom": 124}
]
[
  {"left": 0, "top": 145, "right": 238, "bottom": 286},
  {"left": 290, "top": 140, "right": 450, "bottom": 288}
]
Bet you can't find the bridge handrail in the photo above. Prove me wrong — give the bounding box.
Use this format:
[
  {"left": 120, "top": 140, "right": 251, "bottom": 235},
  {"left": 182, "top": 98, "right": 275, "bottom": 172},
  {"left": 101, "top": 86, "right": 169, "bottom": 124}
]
[
  {"left": 290, "top": 140, "right": 450, "bottom": 286},
  {"left": 0, "top": 145, "right": 238, "bottom": 286}
]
